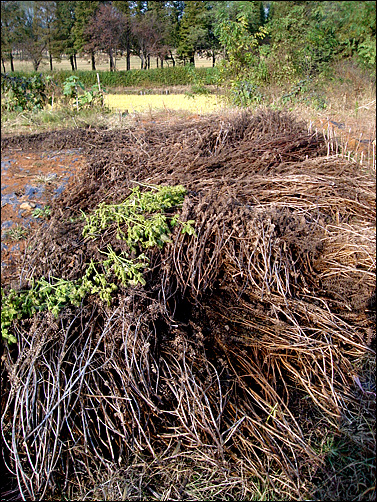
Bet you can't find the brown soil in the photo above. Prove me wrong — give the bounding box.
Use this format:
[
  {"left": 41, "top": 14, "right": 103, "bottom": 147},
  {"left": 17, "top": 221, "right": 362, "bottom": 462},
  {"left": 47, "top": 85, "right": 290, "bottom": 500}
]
[
  {"left": 1, "top": 146, "right": 87, "bottom": 284},
  {"left": 1, "top": 110, "right": 375, "bottom": 501}
]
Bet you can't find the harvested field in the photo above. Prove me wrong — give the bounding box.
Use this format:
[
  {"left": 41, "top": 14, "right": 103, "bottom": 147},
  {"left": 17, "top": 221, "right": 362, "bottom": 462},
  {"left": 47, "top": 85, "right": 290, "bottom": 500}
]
[{"left": 1, "top": 109, "right": 375, "bottom": 501}]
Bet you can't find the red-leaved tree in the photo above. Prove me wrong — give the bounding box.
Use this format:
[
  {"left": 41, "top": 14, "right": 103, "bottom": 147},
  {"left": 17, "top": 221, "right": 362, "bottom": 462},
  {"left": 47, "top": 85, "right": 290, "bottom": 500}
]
[
  {"left": 84, "top": 4, "right": 126, "bottom": 71},
  {"left": 131, "top": 10, "right": 169, "bottom": 70}
]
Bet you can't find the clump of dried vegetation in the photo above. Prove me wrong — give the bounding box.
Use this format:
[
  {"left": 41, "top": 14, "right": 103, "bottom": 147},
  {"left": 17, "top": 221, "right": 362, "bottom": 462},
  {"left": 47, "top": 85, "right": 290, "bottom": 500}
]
[{"left": 1, "top": 109, "right": 375, "bottom": 501}]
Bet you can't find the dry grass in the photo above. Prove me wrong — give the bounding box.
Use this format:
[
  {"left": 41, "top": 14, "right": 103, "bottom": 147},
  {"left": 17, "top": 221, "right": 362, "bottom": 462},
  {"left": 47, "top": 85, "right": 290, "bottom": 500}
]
[
  {"left": 4, "top": 54, "right": 214, "bottom": 73},
  {"left": 1, "top": 109, "right": 375, "bottom": 501},
  {"left": 104, "top": 93, "right": 226, "bottom": 114},
  {"left": 265, "top": 60, "right": 376, "bottom": 173}
]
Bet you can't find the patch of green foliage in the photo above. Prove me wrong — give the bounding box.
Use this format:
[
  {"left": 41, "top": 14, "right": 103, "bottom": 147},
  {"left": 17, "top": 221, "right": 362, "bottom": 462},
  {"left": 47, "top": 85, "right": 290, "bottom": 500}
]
[
  {"left": 1, "top": 265, "right": 116, "bottom": 345},
  {"left": 9, "top": 67, "right": 218, "bottom": 89},
  {"left": 62, "top": 75, "right": 106, "bottom": 110},
  {"left": 32, "top": 205, "right": 51, "bottom": 219},
  {"left": 2, "top": 185, "right": 196, "bottom": 345},
  {"left": 82, "top": 184, "right": 195, "bottom": 249},
  {"left": 2, "top": 224, "right": 29, "bottom": 241},
  {"left": 1, "top": 73, "right": 54, "bottom": 112},
  {"left": 229, "top": 80, "right": 264, "bottom": 107},
  {"left": 185, "top": 64, "right": 216, "bottom": 96},
  {"left": 100, "top": 245, "right": 149, "bottom": 287}
]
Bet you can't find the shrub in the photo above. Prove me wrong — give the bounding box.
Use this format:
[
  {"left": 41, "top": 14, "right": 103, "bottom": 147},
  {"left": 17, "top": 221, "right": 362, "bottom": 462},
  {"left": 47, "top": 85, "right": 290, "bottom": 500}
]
[
  {"left": 1, "top": 73, "right": 54, "bottom": 112},
  {"left": 8, "top": 67, "right": 218, "bottom": 90}
]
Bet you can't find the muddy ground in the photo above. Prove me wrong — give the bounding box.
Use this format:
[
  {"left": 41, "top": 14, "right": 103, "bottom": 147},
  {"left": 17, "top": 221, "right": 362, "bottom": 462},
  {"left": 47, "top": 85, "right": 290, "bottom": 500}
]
[{"left": 1, "top": 109, "right": 375, "bottom": 501}]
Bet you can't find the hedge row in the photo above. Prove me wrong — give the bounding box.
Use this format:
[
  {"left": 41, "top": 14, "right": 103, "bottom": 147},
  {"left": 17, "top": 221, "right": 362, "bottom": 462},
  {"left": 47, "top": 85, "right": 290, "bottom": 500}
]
[{"left": 9, "top": 66, "right": 219, "bottom": 89}]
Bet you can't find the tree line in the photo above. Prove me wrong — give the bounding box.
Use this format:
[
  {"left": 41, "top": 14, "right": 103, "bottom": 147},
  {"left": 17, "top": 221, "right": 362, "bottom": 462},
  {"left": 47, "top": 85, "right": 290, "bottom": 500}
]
[{"left": 1, "top": 1, "right": 375, "bottom": 82}]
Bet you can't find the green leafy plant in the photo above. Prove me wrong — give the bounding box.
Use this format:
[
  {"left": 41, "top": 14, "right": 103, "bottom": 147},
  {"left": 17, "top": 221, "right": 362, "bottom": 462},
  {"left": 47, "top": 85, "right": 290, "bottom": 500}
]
[
  {"left": 1, "top": 277, "right": 81, "bottom": 344},
  {"left": 1, "top": 262, "right": 118, "bottom": 345},
  {"left": 1, "top": 73, "right": 54, "bottom": 112},
  {"left": 100, "top": 245, "right": 149, "bottom": 287},
  {"left": 62, "top": 76, "right": 106, "bottom": 110},
  {"left": 2, "top": 185, "right": 196, "bottom": 345},
  {"left": 8, "top": 67, "right": 218, "bottom": 88},
  {"left": 82, "top": 184, "right": 195, "bottom": 249},
  {"left": 32, "top": 205, "right": 51, "bottom": 219},
  {"left": 229, "top": 80, "right": 264, "bottom": 107},
  {"left": 185, "top": 64, "right": 211, "bottom": 97}
]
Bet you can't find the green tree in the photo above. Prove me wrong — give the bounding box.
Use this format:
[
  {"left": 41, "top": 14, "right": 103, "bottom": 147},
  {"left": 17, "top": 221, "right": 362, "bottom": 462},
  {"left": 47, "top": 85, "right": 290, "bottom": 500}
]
[
  {"left": 177, "top": 0, "right": 208, "bottom": 65},
  {"left": 113, "top": 0, "right": 132, "bottom": 70},
  {"left": 50, "top": 1, "right": 77, "bottom": 71},
  {"left": 37, "top": 1, "right": 57, "bottom": 71},
  {"left": 1, "top": 1, "right": 25, "bottom": 72},
  {"left": 330, "top": 1, "right": 376, "bottom": 67},
  {"left": 18, "top": 1, "right": 49, "bottom": 71},
  {"left": 164, "top": 0, "right": 185, "bottom": 66},
  {"left": 146, "top": 1, "right": 170, "bottom": 67},
  {"left": 209, "top": 1, "right": 266, "bottom": 66},
  {"left": 72, "top": 0, "right": 100, "bottom": 70},
  {"left": 266, "top": 1, "right": 337, "bottom": 80},
  {"left": 214, "top": 1, "right": 267, "bottom": 73}
]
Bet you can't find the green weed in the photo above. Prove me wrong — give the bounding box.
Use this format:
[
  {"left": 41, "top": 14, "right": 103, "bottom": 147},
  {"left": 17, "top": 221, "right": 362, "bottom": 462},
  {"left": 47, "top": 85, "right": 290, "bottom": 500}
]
[
  {"left": 2, "top": 184, "right": 196, "bottom": 345},
  {"left": 2, "top": 224, "right": 29, "bottom": 241},
  {"left": 82, "top": 184, "right": 195, "bottom": 250},
  {"left": 32, "top": 205, "right": 51, "bottom": 219}
]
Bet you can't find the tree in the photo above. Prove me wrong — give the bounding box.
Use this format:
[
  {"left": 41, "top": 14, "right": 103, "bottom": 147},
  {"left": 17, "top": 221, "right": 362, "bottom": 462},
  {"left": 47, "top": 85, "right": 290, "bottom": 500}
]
[
  {"left": 163, "top": 0, "right": 185, "bottom": 67},
  {"left": 131, "top": 8, "right": 167, "bottom": 69},
  {"left": 50, "top": 1, "right": 77, "bottom": 71},
  {"left": 37, "top": 1, "right": 57, "bottom": 71},
  {"left": 18, "top": 1, "right": 49, "bottom": 71},
  {"left": 177, "top": 0, "right": 209, "bottom": 65},
  {"left": 329, "top": 1, "right": 376, "bottom": 67},
  {"left": 1, "top": 0, "right": 25, "bottom": 72},
  {"left": 72, "top": 1, "right": 100, "bottom": 70},
  {"left": 267, "top": 1, "right": 338, "bottom": 79},
  {"left": 198, "top": 1, "right": 223, "bottom": 67},
  {"left": 113, "top": 0, "right": 132, "bottom": 70},
  {"left": 146, "top": 1, "right": 171, "bottom": 67},
  {"left": 213, "top": 1, "right": 267, "bottom": 70},
  {"left": 84, "top": 3, "right": 126, "bottom": 71}
]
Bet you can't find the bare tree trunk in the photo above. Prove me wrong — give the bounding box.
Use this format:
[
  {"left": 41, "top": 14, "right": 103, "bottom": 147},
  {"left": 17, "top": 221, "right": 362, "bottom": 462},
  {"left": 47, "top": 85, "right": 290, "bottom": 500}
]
[
  {"left": 109, "top": 48, "right": 114, "bottom": 71},
  {"left": 49, "top": 52, "right": 53, "bottom": 71},
  {"left": 125, "top": 23, "right": 131, "bottom": 71},
  {"left": 2, "top": 58, "right": 6, "bottom": 72},
  {"left": 169, "top": 50, "right": 175, "bottom": 67},
  {"left": 74, "top": 54, "right": 77, "bottom": 70},
  {"left": 70, "top": 55, "right": 75, "bottom": 71},
  {"left": 160, "top": 57, "right": 164, "bottom": 68},
  {"left": 91, "top": 52, "right": 96, "bottom": 71},
  {"left": 126, "top": 49, "right": 130, "bottom": 70},
  {"left": 156, "top": 58, "right": 159, "bottom": 68},
  {"left": 212, "top": 50, "right": 216, "bottom": 67},
  {"left": 142, "top": 51, "right": 148, "bottom": 70},
  {"left": 10, "top": 52, "right": 14, "bottom": 72},
  {"left": 147, "top": 55, "right": 150, "bottom": 69}
]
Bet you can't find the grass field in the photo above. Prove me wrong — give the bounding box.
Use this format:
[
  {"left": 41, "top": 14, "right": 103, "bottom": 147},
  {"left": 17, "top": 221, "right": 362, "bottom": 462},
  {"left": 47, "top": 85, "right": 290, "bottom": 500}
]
[{"left": 104, "top": 92, "right": 227, "bottom": 113}]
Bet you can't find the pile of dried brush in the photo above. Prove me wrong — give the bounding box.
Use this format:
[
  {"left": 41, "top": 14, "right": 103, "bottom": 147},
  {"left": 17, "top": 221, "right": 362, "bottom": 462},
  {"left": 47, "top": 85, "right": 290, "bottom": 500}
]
[{"left": 2, "top": 109, "right": 375, "bottom": 501}]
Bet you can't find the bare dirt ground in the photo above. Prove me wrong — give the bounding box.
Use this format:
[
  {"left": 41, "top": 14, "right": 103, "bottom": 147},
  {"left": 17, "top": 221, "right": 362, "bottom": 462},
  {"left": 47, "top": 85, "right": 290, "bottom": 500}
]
[
  {"left": 1, "top": 109, "right": 375, "bottom": 501},
  {"left": 1, "top": 148, "right": 87, "bottom": 285}
]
